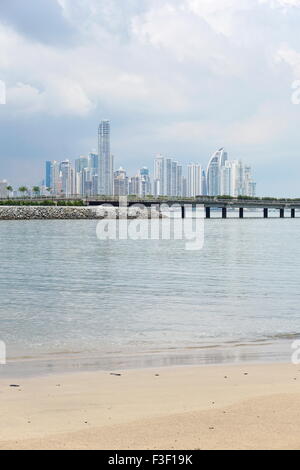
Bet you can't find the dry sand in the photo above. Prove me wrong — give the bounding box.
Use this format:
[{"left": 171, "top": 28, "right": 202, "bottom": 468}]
[{"left": 0, "top": 362, "right": 300, "bottom": 450}]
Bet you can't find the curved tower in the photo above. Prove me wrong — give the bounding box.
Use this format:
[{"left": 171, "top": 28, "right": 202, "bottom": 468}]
[{"left": 206, "top": 148, "right": 228, "bottom": 196}]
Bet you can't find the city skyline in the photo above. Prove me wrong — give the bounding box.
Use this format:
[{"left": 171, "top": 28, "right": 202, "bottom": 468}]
[
  {"left": 0, "top": 117, "right": 258, "bottom": 196},
  {"left": 1, "top": 119, "right": 248, "bottom": 200},
  {"left": 39, "top": 121, "right": 256, "bottom": 199},
  {"left": 1, "top": 120, "right": 257, "bottom": 198}
]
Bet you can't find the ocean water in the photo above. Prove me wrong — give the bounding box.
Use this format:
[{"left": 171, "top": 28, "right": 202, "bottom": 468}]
[{"left": 0, "top": 215, "right": 299, "bottom": 374}]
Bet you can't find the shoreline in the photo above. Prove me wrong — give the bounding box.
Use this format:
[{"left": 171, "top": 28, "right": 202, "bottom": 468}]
[
  {"left": 0, "top": 361, "right": 299, "bottom": 450},
  {"left": 1, "top": 337, "right": 294, "bottom": 379}
]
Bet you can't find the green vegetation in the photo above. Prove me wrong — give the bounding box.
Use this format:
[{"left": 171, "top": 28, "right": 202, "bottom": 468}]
[
  {"left": 32, "top": 186, "right": 41, "bottom": 196},
  {"left": 18, "top": 186, "right": 28, "bottom": 196},
  {"left": 236, "top": 195, "right": 257, "bottom": 200},
  {"left": 216, "top": 195, "right": 234, "bottom": 200},
  {"left": 0, "top": 199, "right": 84, "bottom": 206},
  {"left": 56, "top": 200, "right": 84, "bottom": 206}
]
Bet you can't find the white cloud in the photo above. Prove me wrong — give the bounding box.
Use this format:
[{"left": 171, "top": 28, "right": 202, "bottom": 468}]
[
  {"left": 276, "top": 46, "right": 300, "bottom": 76},
  {"left": 131, "top": 3, "right": 247, "bottom": 77},
  {"left": 186, "top": 0, "right": 252, "bottom": 36},
  {"left": 1, "top": 0, "right": 300, "bottom": 176},
  {"left": 260, "top": 0, "right": 300, "bottom": 7},
  {"left": 160, "top": 102, "right": 289, "bottom": 151},
  {"left": 2, "top": 0, "right": 300, "bottom": 118}
]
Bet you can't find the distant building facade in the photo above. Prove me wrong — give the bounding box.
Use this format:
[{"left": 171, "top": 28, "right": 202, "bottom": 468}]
[{"left": 98, "top": 120, "right": 114, "bottom": 195}]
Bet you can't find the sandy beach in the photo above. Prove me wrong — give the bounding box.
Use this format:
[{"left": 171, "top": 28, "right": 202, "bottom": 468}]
[{"left": 0, "top": 362, "right": 299, "bottom": 450}]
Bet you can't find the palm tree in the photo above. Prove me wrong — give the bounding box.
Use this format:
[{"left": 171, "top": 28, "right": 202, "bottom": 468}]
[
  {"left": 18, "top": 186, "right": 28, "bottom": 198},
  {"left": 6, "top": 186, "right": 13, "bottom": 198},
  {"left": 32, "top": 186, "right": 40, "bottom": 197}
]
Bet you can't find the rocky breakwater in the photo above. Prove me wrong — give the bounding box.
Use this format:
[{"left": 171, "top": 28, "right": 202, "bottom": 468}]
[{"left": 0, "top": 206, "right": 163, "bottom": 220}]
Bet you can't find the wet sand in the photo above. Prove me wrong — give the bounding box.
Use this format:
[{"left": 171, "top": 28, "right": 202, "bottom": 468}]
[{"left": 0, "top": 362, "right": 300, "bottom": 450}]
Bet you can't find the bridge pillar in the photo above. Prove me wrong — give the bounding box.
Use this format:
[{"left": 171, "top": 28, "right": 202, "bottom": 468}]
[
  {"left": 222, "top": 207, "right": 227, "bottom": 219},
  {"left": 239, "top": 208, "right": 244, "bottom": 219},
  {"left": 264, "top": 208, "right": 268, "bottom": 219},
  {"left": 181, "top": 205, "right": 185, "bottom": 219},
  {"left": 280, "top": 208, "right": 285, "bottom": 219},
  {"left": 205, "top": 207, "right": 211, "bottom": 219},
  {"left": 291, "top": 208, "right": 295, "bottom": 218}
]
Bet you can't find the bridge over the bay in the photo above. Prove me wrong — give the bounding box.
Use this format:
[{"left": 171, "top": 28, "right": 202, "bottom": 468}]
[{"left": 86, "top": 196, "right": 300, "bottom": 218}]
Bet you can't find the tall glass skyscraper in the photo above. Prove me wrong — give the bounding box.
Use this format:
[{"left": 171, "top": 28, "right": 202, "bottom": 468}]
[
  {"left": 153, "top": 155, "right": 165, "bottom": 196},
  {"left": 98, "top": 120, "right": 114, "bottom": 195},
  {"left": 206, "top": 148, "right": 228, "bottom": 196},
  {"left": 45, "top": 161, "right": 52, "bottom": 189}
]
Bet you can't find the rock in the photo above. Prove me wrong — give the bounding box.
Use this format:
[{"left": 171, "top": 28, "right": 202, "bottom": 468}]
[{"left": 0, "top": 206, "right": 164, "bottom": 220}]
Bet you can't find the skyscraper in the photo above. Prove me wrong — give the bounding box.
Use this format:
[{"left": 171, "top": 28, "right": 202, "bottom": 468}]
[
  {"left": 206, "top": 148, "right": 228, "bottom": 196},
  {"left": 50, "top": 161, "right": 61, "bottom": 195},
  {"left": 88, "top": 153, "right": 98, "bottom": 172},
  {"left": 154, "top": 155, "right": 165, "bottom": 196},
  {"left": 45, "top": 161, "right": 52, "bottom": 189},
  {"left": 166, "top": 158, "right": 172, "bottom": 196},
  {"left": 187, "top": 164, "right": 203, "bottom": 197},
  {"left": 220, "top": 161, "right": 232, "bottom": 196},
  {"left": 231, "top": 160, "right": 244, "bottom": 197},
  {"left": 140, "top": 167, "right": 151, "bottom": 196},
  {"left": 244, "top": 165, "right": 256, "bottom": 197},
  {"left": 129, "top": 175, "right": 141, "bottom": 196},
  {"left": 171, "top": 161, "right": 178, "bottom": 197},
  {"left": 88, "top": 153, "right": 99, "bottom": 196},
  {"left": 201, "top": 169, "right": 207, "bottom": 196},
  {"left": 176, "top": 164, "right": 183, "bottom": 197},
  {"left": 98, "top": 120, "right": 114, "bottom": 195},
  {"left": 114, "top": 167, "right": 129, "bottom": 196},
  {"left": 219, "top": 159, "right": 255, "bottom": 197},
  {"left": 75, "top": 156, "right": 88, "bottom": 174},
  {"left": 60, "top": 160, "right": 73, "bottom": 196}
]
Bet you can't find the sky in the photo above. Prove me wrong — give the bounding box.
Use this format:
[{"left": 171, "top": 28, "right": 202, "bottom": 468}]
[{"left": 1, "top": 0, "right": 300, "bottom": 195}]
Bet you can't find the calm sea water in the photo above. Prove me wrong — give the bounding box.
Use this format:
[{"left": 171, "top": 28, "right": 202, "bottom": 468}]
[{"left": 0, "top": 215, "right": 299, "bottom": 374}]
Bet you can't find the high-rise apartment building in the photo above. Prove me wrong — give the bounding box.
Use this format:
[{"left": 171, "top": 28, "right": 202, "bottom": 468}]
[
  {"left": 155, "top": 156, "right": 183, "bottom": 197},
  {"left": 98, "top": 120, "right": 114, "bottom": 195},
  {"left": 244, "top": 166, "right": 256, "bottom": 197},
  {"left": 220, "top": 161, "right": 232, "bottom": 196},
  {"left": 218, "top": 156, "right": 255, "bottom": 197},
  {"left": 129, "top": 175, "right": 141, "bottom": 196},
  {"left": 187, "top": 164, "right": 203, "bottom": 197},
  {"left": 140, "top": 167, "right": 151, "bottom": 196},
  {"left": 166, "top": 158, "right": 172, "bottom": 196},
  {"left": 154, "top": 155, "right": 165, "bottom": 197},
  {"left": 50, "top": 161, "right": 61, "bottom": 195},
  {"left": 60, "top": 160, "right": 73, "bottom": 196},
  {"left": 114, "top": 167, "right": 129, "bottom": 196},
  {"left": 176, "top": 164, "right": 183, "bottom": 197}
]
